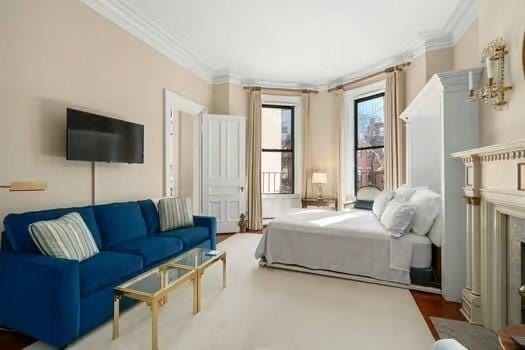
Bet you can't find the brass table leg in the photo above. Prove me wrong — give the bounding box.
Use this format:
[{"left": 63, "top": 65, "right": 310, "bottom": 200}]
[
  {"left": 222, "top": 255, "right": 227, "bottom": 289},
  {"left": 112, "top": 293, "right": 120, "bottom": 340},
  {"left": 196, "top": 269, "right": 203, "bottom": 313},
  {"left": 151, "top": 299, "right": 159, "bottom": 350},
  {"left": 192, "top": 272, "right": 199, "bottom": 314}
]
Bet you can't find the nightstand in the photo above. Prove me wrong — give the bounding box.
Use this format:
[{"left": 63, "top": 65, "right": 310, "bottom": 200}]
[{"left": 301, "top": 198, "right": 337, "bottom": 210}]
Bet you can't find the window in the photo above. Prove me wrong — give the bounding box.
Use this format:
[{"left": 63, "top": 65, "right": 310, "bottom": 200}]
[
  {"left": 261, "top": 105, "right": 294, "bottom": 194},
  {"left": 354, "top": 93, "right": 385, "bottom": 192}
]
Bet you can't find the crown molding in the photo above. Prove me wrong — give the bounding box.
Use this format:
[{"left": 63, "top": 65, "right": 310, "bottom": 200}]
[
  {"left": 80, "top": 0, "right": 214, "bottom": 82},
  {"left": 81, "top": 0, "right": 478, "bottom": 90}
]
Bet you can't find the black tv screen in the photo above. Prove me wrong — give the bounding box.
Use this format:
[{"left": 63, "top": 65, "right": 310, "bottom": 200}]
[{"left": 67, "top": 108, "right": 144, "bottom": 163}]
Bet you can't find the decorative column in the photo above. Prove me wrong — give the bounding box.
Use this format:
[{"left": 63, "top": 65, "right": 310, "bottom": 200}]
[{"left": 460, "top": 156, "right": 483, "bottom": 324}]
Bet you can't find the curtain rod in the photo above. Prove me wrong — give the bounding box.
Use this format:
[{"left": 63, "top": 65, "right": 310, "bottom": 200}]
[
  {"left": 242, "top": 86, "right": 319, "bottom": 94},
  {"left": 327, "top": 61, "right": 411, "bottom": 93}
]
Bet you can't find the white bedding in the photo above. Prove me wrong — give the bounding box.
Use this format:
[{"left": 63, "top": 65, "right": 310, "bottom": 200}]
[{"left": 255, "top": 208, "right": 431, "bottom": 285}]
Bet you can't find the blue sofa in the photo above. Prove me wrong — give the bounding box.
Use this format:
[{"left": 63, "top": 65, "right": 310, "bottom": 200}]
[{"left": 0, "top": 199, "right": 216, "bottom": 348}]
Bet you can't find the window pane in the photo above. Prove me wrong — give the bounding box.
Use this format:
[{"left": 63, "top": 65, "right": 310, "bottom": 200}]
[
  {"left": 356, "top": 148, "right": 384, "bottom": 190},
  {"left": 261, "top": 151, "right": 293, "bottom": 194},
  {"left": 357, "top": 95, "right": 384, "bottom": 148},
  {"left": 261, "top": 107, "right": 293, "bottom": 150}
]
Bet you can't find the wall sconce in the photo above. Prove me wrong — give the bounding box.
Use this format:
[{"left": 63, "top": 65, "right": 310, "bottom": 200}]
[
  {"left": 466, "top": 36, "right": 512, "bottom": 111},
  {"left": 0, "top": 181, "right": 47, "bottom": 191}
]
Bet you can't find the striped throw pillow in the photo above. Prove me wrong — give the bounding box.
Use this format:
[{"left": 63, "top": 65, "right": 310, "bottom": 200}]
[
  {"left": 29, "top": 212, "right": 99, "bottom": 262},
  {"left": 159, "top": 197, "right": 194, "bottom": 231}
]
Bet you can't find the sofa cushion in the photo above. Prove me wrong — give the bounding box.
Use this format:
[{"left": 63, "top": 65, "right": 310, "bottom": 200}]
[
  {"left": 80, "top": 251, "right": 143, "bottom": 296},
  {"left": 109, "top": 237, "right": 183, "bottom": 267},
  {"left": 157, "top": 226, "right": 209, "bottom": 249},
  {"left": 94, "top": 202, "right": 147, "bottom": 248},
  {"left": 3, "top": 206, "right": 101, "bottom": 254},
  {"left": 138, "top": 200, "right": 160, "bottom": 235}
]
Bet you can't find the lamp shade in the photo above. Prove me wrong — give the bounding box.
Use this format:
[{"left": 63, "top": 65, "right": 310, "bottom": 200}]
[{"left": 311, "top": 172, "right": 328, "bottom": 184}]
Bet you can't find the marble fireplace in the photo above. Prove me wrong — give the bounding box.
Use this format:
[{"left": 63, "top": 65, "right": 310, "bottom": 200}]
[{"left": 453, "top": 139, "right": 525, "bottom": 332}]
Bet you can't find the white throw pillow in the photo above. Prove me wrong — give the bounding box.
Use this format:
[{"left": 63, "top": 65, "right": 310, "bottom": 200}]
[
  {"left": 409, "top": 189, "right": 441, "bottom": 235},
  {"left": 372, "top": 191, "right": 394, "bottom": 219},
  {"left": 394, "top": 184, "right": 429, "bottom": 201},
  {"left": 380, "top": 200, "right": 416, "bottom": 237}
]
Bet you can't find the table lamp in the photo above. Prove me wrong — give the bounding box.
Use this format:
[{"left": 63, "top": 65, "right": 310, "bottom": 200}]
[
  {"left": 311, "top": 172, "right": 328, "bottom": 200},
  {"left": 0, "top": 181, "right": 47, "bottom": 191}
]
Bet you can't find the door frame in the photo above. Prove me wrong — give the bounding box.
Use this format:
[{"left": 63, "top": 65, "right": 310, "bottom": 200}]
[{"left": 163, "top": 89, "right": 206, "bottom": 212}]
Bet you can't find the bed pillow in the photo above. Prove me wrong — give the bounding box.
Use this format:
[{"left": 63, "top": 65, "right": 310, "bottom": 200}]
[
  {"left": 394, "top": 185, "right": 428, "bottom": 202},
  {"left": 380, "top": 200, "right": 416, "bottom": 237},
  {"left": 428, "top": 214, "right": 442, "bottom": 247},
  {"left": 159, "top": 197, "right": 194, "bottom": 231},
  {"left": 372, "top": 191, "right": 394, "bottom": 218},
  {"left": 409, "top": 189, "right": 441, "bottom": 235},
  {"left": 29, "top": 212, "right": 99, "bottom": 261}
]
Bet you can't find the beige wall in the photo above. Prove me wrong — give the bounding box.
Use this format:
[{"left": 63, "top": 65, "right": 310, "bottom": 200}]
[
  {"left": 0, "top": 0, "right": 212, "bottom": 226},
  {"left": 211, "top": 84, "right": 230, "bottom": 115},
  {"left": 454, "top": 19, "right": 480, "bottom": 70},
  {"left": 477, "top": 0, "right": 525, "bottom": 145},
  {"left": 425, "top": 47, "right": 454, "bottom": 80},
  {"left": 309, "top": 92, "right": 339, "bottom": 197},
  {"left": 211, "top": 83, "right": 248, "bottom": 117},
  {"left": 2, "top": 0, "right": 522, "bottom": 229},
  {"left": 405, "top": 53, "right": 428, "bottom": 105}
]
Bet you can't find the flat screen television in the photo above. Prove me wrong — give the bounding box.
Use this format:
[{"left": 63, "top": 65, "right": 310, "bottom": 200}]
[{"left": 66, "top": 108, "right": 144, "bottom": 163}]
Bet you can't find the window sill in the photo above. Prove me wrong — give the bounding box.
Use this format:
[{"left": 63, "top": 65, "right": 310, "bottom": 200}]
[{"left": 262, "top": 193, "right": 301, "bottom": 200}]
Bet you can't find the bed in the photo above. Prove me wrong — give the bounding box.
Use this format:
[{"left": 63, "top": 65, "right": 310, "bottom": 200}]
[{"left": 255, "top": 208, "right": 436, "bottom": 286}]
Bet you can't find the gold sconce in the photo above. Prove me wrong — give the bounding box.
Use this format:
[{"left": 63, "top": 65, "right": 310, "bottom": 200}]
[
  {"left": 466, "top": 36, "right": 512, "bottom": 111},
  {"left": 0, "top": 181, "right": 47, "bottom": 191}
]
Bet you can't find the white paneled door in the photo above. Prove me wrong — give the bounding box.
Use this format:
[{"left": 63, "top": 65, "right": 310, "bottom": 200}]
[{"left": 202, "top": 114, "right": 246, "bottom": 233}]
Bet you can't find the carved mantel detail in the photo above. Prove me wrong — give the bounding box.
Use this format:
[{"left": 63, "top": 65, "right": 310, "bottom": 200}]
[{"left": 452, "top": 138, "right": 525, "bottom": 331}]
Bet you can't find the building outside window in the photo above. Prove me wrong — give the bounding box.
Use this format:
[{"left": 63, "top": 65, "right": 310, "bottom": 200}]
[
  {"left": 261, "top": 105, "right": 294, "bottom": 194},
  {"left": 354, "top": 93, "right": 385, "bottom": 191}
]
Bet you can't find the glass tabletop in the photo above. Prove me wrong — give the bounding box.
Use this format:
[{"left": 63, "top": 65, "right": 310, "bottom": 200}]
[
  {"left": 117, "top": 265, "right": 193, "bottom": 296},
  {"left": 169, "top": 248, "right": 223, "bottom": 269}
]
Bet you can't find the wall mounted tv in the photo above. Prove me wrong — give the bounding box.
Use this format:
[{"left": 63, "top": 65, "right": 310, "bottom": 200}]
[{"left": 66, "top": 108, "right": 144, "bottom": 164}]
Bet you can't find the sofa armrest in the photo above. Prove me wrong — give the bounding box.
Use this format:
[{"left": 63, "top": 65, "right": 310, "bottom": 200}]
[
  {"left": 193, "top": 215, "right": 217, "bottom": 249},
  {"left": 0, "top": 252, "right": 80, "bottom": 347}
]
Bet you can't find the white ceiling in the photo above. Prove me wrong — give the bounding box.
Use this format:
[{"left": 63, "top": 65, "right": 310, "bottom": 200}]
[{"left": 82, "top": 0, "right": 478, "bottom": 88}]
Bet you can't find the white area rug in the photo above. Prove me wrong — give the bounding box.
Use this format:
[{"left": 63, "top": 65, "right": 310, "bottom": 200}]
[{"left": 27, "top": 234, "right": 434, "bottom": 350}]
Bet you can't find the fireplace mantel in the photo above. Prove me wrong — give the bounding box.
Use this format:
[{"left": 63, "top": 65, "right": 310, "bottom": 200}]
[{"left": 452, "top": 138, "right": 525, "bottom": 332}]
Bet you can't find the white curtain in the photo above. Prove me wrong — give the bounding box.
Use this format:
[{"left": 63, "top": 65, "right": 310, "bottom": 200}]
[
  {"left": 384, "top": 69, "right": 406, "bottom": 190},
  {"left": 247, "top": 89, "right": 263, "bottom": 230},
  {"left": 301, "top": 92, "right": 311, "bottom": 199}
]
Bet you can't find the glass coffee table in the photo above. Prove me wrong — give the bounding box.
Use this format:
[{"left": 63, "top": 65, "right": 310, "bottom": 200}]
[
  {"left": 169, "top": 248, "right": 227, "bottom": 313},
  {"left": 113, "top": 264, "right": 197, "bottom": 350}
]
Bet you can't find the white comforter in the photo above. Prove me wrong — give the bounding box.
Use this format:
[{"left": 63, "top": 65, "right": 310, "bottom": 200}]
[{"left": 255, "top": 208, "right": 414, "bottom": 284}]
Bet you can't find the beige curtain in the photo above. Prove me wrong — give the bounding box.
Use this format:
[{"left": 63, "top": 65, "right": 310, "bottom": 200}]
[
  {"left": 246, "top": 89, "right": 263, "bottom": 230},
  {"left": 384, "top": 69, "right": 406, "bottom": 190},
  {"left": 301, "top": 92, "right": 311, "bottom": 199},
  {"left": 335, "top": 89, "right": 345, "bottom": 210}
]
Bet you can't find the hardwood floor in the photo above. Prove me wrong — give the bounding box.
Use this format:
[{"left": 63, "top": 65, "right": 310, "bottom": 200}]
[
  {"left": 0, "top": 232, "right": 463, "bottom": 349},
  {"left": 0, "top": 330, "right": 34, "bottom": 350}
]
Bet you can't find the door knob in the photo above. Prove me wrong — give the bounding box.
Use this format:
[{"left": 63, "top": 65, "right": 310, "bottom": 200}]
[{"left": 240, "top": 186, "right": 244, "bottom": 192}]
